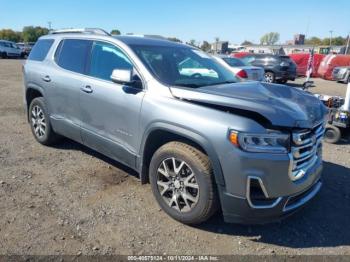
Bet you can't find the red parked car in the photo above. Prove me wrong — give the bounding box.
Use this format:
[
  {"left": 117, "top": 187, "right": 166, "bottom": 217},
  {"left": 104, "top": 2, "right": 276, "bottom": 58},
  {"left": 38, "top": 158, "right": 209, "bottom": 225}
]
[
  {"left": 317, "top": 54, "right": 350, "bottom": 80},
  {"left": 289, "top": 53, "right": 325, "bottom": 77}
]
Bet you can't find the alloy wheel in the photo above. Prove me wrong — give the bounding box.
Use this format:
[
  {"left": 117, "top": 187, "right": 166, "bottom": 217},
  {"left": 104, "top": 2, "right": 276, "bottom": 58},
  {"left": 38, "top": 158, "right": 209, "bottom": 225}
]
[
  {"left": 31, "top": 105, "right": 46, "bottom": 138},
  {"left": 264, "top": 73, "right": 273, "bottom": 83},
  {"left": 156, "top": 157, "right": 199, "bottom": 212}
]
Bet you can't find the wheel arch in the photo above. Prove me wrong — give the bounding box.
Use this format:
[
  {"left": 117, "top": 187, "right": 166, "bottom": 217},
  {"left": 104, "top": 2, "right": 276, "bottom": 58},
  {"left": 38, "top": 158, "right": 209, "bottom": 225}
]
[
  {"left": 138, "top": 123, "right": 225, "bottom": 186},
  {"left": 264, "top": 69, "right": 275, "bottom": 74},
  {"left": 25, "top": 87, "right": 44, "bottom": 121}
]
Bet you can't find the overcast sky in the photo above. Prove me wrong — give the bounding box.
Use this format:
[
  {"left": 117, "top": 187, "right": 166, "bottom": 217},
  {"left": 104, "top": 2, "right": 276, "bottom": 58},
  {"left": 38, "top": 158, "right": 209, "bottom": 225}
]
[{"left": 1, "top": 0, "right": 349, "bottom": 44}]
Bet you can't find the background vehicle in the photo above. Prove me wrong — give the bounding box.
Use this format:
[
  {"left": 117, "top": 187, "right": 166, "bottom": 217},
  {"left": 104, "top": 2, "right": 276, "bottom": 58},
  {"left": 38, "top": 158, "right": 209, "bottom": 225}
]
[
  {"left": 23, "top": 28, "right": 326, "bottom": 225},
  {"left": 289, "top": 53, "right": 325, "bottom": 77},
  {"left": 318, "top": 54, "right": 350, "bottom": 80},
  {"left": 315, "top": 83, "right": 350, "bottom": 144},
  {"left": 0, "top": 40, "right": 22, "bottom": 58},
  {"left": 332, "top": 66, "right": 350, "bottom": 83},
  {"left": 213, "top": 55, "right": 264, "bottom": 81},
  {"left": 240, "top": 54, "right": 297, "bottom": 83},
  {"left": 17, "top": 42, "right": 35, "bottom": 58},
  {"left": 178, "top": 57, "right": 218, "bottom": 78}
]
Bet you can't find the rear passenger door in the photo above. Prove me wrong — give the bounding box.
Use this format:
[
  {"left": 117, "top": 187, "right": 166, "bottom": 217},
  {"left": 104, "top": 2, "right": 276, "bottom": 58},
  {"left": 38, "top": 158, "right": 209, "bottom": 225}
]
[
  {"left": 48, "top": 39, "right": 92, "bottom": 142},
  {"left": 79, "top": 40, "right": 145, "bottom": 168}
]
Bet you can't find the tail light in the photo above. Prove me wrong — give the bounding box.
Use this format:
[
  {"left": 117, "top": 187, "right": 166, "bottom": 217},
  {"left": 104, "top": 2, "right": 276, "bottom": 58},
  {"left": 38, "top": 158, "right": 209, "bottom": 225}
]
[{"left": 237, "top": 69, "right": 248, "bottom": 78}]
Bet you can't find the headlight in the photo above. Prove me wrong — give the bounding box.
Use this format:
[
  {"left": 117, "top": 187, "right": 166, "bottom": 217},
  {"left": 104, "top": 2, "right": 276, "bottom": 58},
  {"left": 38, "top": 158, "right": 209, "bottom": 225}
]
[{"left": 229, "top": 130, "right": 290, "bottom": 153}]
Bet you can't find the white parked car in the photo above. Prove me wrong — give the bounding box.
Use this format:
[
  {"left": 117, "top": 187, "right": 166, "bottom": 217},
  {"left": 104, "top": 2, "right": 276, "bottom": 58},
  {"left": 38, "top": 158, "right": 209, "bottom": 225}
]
[
  {"left": 213, "top": 55, "right": 264, "bottom": 81},
  {"left": 0, "top": 40, "right": 22, "bottom": 58},
  {"left": 178, "top": 57, "right": 218, "bottom": 78}
]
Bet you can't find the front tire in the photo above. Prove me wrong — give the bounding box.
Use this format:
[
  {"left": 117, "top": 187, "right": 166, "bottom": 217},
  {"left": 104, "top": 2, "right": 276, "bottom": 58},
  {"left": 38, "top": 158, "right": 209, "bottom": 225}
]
[
  {"left": 29, "top": 97, "right": 61, "bottom": 145},
  {"left": 149, "top": 142, "right": 218, "bottom": 225},
  {"left": 264, "top": 71, "right": 275, "bottom": 83},
  {"left": 324, "top": 125, "right": 341, "bottom": 144}
]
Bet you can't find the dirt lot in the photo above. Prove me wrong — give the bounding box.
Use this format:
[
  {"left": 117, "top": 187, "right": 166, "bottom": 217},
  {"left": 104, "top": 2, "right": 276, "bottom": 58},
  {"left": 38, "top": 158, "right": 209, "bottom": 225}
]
[{"left": 0, "top": 59, "right": 349, "bottom": 256}]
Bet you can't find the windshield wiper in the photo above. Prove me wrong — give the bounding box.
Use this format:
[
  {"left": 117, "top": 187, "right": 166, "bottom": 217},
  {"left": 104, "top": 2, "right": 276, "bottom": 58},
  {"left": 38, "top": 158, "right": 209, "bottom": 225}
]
[
  {"left": 216, "top": 80, "right": 236, "bottom": 85},
  {"left": 202, "top": 80, "right": 236, "bottom": 87},
  {"left": 176, "top": 83, "right": 203, "bottom": 88}
]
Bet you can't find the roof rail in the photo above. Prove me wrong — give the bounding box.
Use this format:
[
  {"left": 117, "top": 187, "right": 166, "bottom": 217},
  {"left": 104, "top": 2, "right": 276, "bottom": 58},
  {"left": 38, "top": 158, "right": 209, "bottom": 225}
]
[{"left": 50, "top": 28, "right": 111, "bottom": 36}]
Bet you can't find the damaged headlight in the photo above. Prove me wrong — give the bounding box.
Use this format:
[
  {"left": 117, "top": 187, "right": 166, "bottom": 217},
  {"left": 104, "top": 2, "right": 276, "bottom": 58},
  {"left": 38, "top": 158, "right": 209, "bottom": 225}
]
[{"left": 229, "top": 130, "right": 290, "bottom": 154}]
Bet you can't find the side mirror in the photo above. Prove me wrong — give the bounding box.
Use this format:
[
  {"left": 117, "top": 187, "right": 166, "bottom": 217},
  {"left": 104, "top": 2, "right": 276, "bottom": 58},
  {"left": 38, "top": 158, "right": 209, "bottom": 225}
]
[{"left": 111, "top": 69, "right": 133, "bottom": 84}]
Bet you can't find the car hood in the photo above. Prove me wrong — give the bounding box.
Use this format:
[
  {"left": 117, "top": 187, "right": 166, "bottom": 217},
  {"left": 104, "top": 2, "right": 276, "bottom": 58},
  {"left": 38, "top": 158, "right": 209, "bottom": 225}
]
[{"left": 170, "top": 82, "right": 327, "bottom": 129}]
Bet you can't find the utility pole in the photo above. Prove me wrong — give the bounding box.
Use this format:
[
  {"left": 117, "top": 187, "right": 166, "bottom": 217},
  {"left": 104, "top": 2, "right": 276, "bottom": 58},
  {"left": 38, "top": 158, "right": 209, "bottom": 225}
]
[
  {"left": 215, "top": 37, "right": 219, "bottom": 54},
  {"left": 329, "top": 30, "right": 333, "bottom": 49},
  {"left": 48, "top": 21, "right": 52, "bottom": 30}
]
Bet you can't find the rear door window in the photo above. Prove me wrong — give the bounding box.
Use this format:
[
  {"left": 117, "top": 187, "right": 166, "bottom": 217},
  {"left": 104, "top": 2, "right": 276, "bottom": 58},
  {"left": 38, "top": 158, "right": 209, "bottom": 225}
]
[
  {"left": 28, "top": 39, "right": 54, "bottom": 61},
  {"left": 55, "top": 39, "right": 92, "bottom": 74}
]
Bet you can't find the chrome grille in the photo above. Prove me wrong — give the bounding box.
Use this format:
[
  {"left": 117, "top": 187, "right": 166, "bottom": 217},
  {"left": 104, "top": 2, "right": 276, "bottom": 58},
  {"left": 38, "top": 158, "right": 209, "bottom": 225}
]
[{"left": 289, "top": 122, "right": 324, "bottom": 181}]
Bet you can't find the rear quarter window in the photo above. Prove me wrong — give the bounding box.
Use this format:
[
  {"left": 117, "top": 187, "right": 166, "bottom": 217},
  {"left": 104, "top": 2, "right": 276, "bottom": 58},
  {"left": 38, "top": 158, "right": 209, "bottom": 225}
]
[{"left": 28, "top": 39, "right": 54, "bottom": 61}]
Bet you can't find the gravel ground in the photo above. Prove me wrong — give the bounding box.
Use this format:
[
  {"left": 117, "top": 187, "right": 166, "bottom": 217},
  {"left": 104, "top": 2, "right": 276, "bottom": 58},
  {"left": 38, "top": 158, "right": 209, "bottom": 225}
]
[{"left": 0, "top": 59, "right": 349, "bottom": 256}]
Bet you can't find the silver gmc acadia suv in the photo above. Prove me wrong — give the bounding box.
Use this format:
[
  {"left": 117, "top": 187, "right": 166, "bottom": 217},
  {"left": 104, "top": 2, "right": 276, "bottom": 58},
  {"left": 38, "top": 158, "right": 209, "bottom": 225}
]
[{"left": 23, "top": 28, "right": 327, "bottom": 225}]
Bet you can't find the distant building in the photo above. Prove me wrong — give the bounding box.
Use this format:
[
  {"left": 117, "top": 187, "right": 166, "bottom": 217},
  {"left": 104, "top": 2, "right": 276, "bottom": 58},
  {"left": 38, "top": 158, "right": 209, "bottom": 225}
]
[
  {"left": 294, "top": 34, "right": 305, "bottom": 45},
  {"left": 286, "top": 34, "right": 305, "bottom": 45},
  {"left": 241, "top": 44, "right": 314, "bottom": 55},
  {"left": 211, "top": 41, "right": 229, "bottom": 54}
]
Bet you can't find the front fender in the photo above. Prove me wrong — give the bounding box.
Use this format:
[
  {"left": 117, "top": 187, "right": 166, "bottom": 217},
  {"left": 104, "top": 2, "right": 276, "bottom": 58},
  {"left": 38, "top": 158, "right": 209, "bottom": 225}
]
[{"left": 138, "top": 121, "right": 225, "bottom": 186}]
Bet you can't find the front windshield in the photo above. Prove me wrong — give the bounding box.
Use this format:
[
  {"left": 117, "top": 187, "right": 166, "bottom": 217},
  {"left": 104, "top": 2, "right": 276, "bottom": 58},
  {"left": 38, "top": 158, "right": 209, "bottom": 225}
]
[{"left": 131, "top": 45, "right": 237, "bottom": 87}]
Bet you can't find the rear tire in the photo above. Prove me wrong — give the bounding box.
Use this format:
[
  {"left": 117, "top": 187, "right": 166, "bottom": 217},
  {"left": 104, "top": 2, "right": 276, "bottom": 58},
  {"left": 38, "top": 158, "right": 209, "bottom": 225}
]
[
  {"left": 1, "top": 52, "right": 7, "bottom": 59},
  {"left": 29, "top": 97, "right": 61, "bottom": 146},
  {"left": 324, "top": 125, "right": 341, "bottom": 144},
  {"left": 264, "top": 71, "right": 275, "bottom": 83},
  {"left": 149, "top": 142, "right": 219, "bottom": 225}
]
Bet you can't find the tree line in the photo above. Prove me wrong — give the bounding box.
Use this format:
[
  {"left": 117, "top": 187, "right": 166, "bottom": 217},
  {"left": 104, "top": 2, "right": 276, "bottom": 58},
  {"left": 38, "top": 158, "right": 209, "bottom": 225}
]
[
  {"left": 304, "top": 36, "right": 348, "bottom": 46},
  {"left": 168, "top": 32, "right": 349, "bottom": 53},
  {"left": 0, "top": 26, "right": 50, "bottom": 42},
  {"left": 1, "top": 27, "right": 348, "bottom": 48},
  {"left": 0, "top": 27, "right": 122, "bottom": 43},
  {"left": 245, "top": 33, "right": 348, "bottom": 46}
]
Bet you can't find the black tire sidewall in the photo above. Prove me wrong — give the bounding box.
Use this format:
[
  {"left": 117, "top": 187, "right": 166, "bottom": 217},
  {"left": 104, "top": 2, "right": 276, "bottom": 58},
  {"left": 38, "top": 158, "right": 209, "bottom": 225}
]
[
  {"left": 149, "top": 146, "right": 213, "bottom": 224},
  {"left": 29, "top": 97, "right": 53, "bottom": 145},
  {"left": 264, "top": 72, "right": 275, "bottom": 83},
  {"left": 324, "top": 126, "right": 341, "bottom": 144}
]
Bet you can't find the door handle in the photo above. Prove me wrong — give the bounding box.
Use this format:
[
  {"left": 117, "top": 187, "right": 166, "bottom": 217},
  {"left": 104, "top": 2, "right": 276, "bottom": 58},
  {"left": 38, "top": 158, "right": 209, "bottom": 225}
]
[
  {"left": 42, "top": 75, "right": 51, "bottom": 82},
  {"left": 80, "top": 85, "right": 93, "bottom": 93}
]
